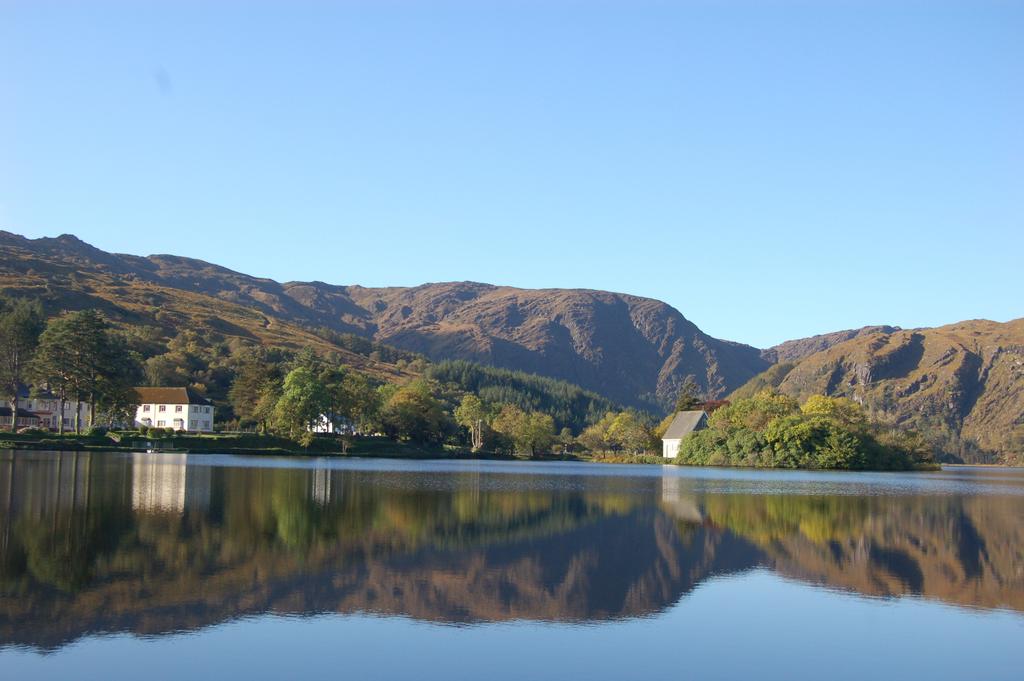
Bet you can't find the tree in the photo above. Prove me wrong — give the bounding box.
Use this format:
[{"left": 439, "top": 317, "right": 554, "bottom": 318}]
[
  {"left": 557, "top": 427, "right": 575, "bottom": 453},
  {"left": 524, "top": 412, "right": 556, "bottom": 455},
  {"left": 229, "top": 348, "right": 283, "bottom": 429},
  {"left": 815, "top": 425, "right": 864, "bottom": 469},
  {"left": 492, "top": 404, "right": 528, "bottom": 452},
  {"left": 253, "top": 381, "right": 282, "bottom": 434},
  {"left": 379, "top": 379, "right": 451, "bottom": 444},
  {"left": 0, "top": 298, "right": 44, "bottom": 430},
  {"left": 30, "top": 314, "right": 78, "bottom": 434},
  {"left": 92, "top": 333, "right": 144, "bottom": 428},
  {"left": 492, "top": 404, "right": 555, "bottom": 456},
  {"left": 801, "top": 395, "right": 867, "bottom": 429},
  {"left": 577, "top": 412, "right": 617, "bottom": 452},
  {"left": 675, "top": 376, "right": 703, "bottom": 412},
  {"left": 30, "top": 315, "right": 72, "bottom": 430},
  {"left": 317, "top": 366, "right": 380, "bottom": 435},
  {"left": 291, "top": 347, "right": 325, "bottom": 374},
  {"left": 143, "top": 330, "right": 232, "bottom": 402},
  {"left": 337, "top": 371, "right": 380, "bottom": 433},
  {"left": 606, "top": 412, "right": 654, "bottom": 453},
  {"left": 62, "top": 310, "right": 135, "bottom": 431},
  {"left": 274, "top": 367, "right": 331, "bottom": 446},
  {"left": 710, "top": 389, "right": 799, "bottom": 432},
  {"left": 454, "top": 394, "right": 487, "bottom": 451}
]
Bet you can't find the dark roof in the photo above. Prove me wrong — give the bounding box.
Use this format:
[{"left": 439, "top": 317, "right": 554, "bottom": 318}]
[
  {"left": 134, "top": 387, "right": 212, "bottom": 405},
  {"left": 0, "top": 406, "right": 40, "bottom": 419},
  {"left": 662, "top": 411, "right": 708, "bottom": 440},
  {"left": 15, "top": 383, "right": 58, "bottom": 399}
]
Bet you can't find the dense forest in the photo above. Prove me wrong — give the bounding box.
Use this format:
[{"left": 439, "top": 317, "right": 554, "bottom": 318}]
[{"left": 424, "top": 360, "right": 619, "bottom": 433}]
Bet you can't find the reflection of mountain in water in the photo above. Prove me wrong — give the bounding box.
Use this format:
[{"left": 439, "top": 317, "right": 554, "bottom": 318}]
[
  {"left": 0, "top": 452, "right": 1022, "bottom": 652},
  {"left": 666, "top": 485, "right": 1024, "bottom": 613}
]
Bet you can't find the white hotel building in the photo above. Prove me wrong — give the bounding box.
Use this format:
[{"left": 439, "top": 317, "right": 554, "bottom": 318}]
[{"left": 134, "top": 387, "right": 215, "bottom": 432}]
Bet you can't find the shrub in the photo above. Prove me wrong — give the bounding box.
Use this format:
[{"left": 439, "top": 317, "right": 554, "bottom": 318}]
[
  {"left": 674, "top": 390, "right": 930, "bottom": 471},
  {"left": 677, "top": 429, "right": 727, "bottom": 466}
]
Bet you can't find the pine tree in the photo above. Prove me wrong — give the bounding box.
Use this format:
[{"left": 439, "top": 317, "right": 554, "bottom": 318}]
[
  {"left": 675, "top": 376, "right": 704, "bottom": 412},
  {"left": 0, "top": 298, "right": 44, "bottom": 430}
]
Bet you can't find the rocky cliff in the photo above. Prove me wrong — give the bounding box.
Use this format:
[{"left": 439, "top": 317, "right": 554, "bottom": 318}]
[{"left": 741, "top": 320, "right": 1024, "bottom": 463}]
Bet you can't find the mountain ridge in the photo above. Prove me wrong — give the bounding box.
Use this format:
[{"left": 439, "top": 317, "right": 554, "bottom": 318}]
[
  {"left": 0, "top": 230, "right": 771, "bottom": 408},
  {"left": 735, "top": 318, "right": 1024, "bottom": 463},
  {"left": 2, "top": 230, "right": 1021, "bottom": 462}
]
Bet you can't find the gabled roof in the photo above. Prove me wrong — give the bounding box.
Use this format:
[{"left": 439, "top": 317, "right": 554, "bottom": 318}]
[
  {"left": 134, "top": 387, "right": 212, "bottom": 406},
  {"left": 662, "top": 410, "right": 708, "bottom": 440}
]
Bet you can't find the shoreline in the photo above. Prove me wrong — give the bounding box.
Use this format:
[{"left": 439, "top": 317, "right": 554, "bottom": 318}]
[{"left": 0, "top": 432, "right": 958, "bottom": 470}]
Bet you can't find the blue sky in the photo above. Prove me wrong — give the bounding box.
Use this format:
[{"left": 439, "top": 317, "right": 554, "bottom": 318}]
[{"left": 2, "top": 1, "right": 1021, "bottom": 348}]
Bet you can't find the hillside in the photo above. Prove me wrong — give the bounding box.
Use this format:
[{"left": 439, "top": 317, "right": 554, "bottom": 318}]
[
  {"left": 762, "top": 325, "right": 902, "bottom": 363},
  {"left": 0, "top": 232, "right": 410, "bottom": 383},
  {"left": 735, "top": 320, "right": 1024, "bottom": 464},
  {"left": 0, "top": 231, "right": 770, "bottom": 409},
  {"left": 4, "top": 230, "right": 1020, "bottom": 461},
  {"left": 342, "top": 282, "right": 769, "bottom": 408}
]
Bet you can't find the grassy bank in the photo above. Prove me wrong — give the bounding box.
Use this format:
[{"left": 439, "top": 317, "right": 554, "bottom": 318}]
[
  {"left": 0, "top": 431, "right": 489, "bottom": 458},
  {"left": 0, "top": 430, "right": 940, "bottom": 469},
  {"left": 0, "top": 430, "right": 669, "bottom": 463}
]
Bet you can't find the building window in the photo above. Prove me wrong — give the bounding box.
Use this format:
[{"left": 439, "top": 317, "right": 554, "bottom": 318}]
[
  {"left": 190, "top": 420, "right": 197, "bottom": 428},
  {"left": 158, "top": 405, "right": 166, "bottom": 412},
  {"left": 157, "top": 420, "right": 166, "bottom": 427},
  {"left": 202, "top": 421, "right": 210, "bottom": 430},
  {"left": 204, "top": 406, "right": 211, "bottom": 414},
  {"left": 143, "top": 404, "right": 151, "bottom": 412},
  {"left": 175, "top": 405, "right": 183, "bottom": 412}
]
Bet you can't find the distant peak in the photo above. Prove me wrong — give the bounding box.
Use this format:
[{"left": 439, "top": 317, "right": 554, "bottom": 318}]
[{"left": 54, "top": 233, "right": 86, "bottom": 244}]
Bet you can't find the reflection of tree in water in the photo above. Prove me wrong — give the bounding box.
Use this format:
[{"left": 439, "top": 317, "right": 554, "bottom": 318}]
[{"left": 0, "top": 452, "right": 1022, "bottom": 651}]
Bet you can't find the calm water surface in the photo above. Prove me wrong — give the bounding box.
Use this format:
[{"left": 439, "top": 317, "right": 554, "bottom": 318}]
[{"left": 1, "top": 451, "right": 1022, "bottom": 680}]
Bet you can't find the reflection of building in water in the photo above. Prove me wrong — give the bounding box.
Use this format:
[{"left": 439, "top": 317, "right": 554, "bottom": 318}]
[
  {"left": 311, "top": 466, "right": 332, "bottom": 506},
  {"left": 0, "top": 451, "right": 93, "bottom": 519},
  {"left": 131, "top": 454, "right": 211, "bottom": 513},
  {"left": 660, "top": 474, "right": 703, "bottom": 523}
]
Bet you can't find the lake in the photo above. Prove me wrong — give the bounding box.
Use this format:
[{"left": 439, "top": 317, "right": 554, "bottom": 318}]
[{"left": 0, "top": 450, "right": 1021, "bottom": 680}]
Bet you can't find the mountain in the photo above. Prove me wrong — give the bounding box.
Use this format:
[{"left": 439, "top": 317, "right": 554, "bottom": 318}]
[
  {"left": 0, "top": 231, "right": 770, "bottom": 409},
  {"left": 762, "top": 325, "right": 902, "bottom": 363},
  {"left": 0, "top": 232, "right": 411, "bottom": 383},
  {"left": 735, "top": 320, "right": 1024, "bottom": 464},
  {"left": 340, "top": 282, "right": 769, "bottom": 408},
  {"left": 4, "top": 230, "right": 1020, "bottom": 459}
]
